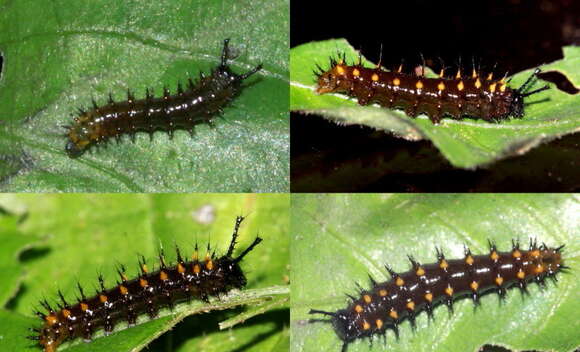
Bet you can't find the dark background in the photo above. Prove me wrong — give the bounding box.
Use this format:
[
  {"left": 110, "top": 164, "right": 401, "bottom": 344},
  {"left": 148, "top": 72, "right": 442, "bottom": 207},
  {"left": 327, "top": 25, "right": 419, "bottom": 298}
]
[{"left": 291, "top": 0, "right": 579, "bottom": 192}]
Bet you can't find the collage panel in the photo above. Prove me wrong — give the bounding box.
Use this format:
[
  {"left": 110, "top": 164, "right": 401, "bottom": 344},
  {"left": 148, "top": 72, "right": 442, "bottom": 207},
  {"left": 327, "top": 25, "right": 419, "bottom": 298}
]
[
  {"left": 291, "top": 194, "right": 579, "bottom": 352},
  {"left": 290, "top": 1, "right": 579, "bottom": 192},
  {"left": 0, "top": 193, "right": 289, "bottom": 352},
  {"left": 0, "top": 0, "right": 289, "bottom": 193}
]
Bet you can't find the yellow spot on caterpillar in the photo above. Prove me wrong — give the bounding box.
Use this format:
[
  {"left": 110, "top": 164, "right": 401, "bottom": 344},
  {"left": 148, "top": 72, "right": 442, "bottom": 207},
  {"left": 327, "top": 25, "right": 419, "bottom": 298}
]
[
  {"left": 393, "top": 78, "right": 401, "bottom": 86},
  {"left": 472, "top": 68, "right": 477, "bottom": 78},
  {"left": 535, "top": 264, "right": 545, "bottom": 274},
  {"left": 495, "top": 276, "right": 504, "bottom": 286},
  {"left": 457, "top": 81, "right": 465, "bottom": 91},
  {"left": 389, "top": 309, "right": 398, "bottom": 319},
  {"left": 62, "top": 309, "right": 71, "bottom": 318},
  {"left": 406, "top": 301, "right": 415, "bottom": 310},
  {"left": 456, "top": 69, "right": 461, "bottom": 79},
  {"left": 489, "top": 83, "right": 497, "bottom": 93},
  {"left": 517, "top": 269, "right": 525, "bottom": 279},
  {"left": 140, "top": 278, "right": 148, "bottom": 288},
  {"left": 396, "top": 277, "right": 405, "bottom": 286},
  {"left": 376, "top": 319, "right": 383, "bottom": 329},
  {"left": 416, "top": 267, "right": 425, "bottom": 276},
  {"left": 46, "top": 314, "right": 58, "bottom": 325},
  {"left": 445, "top": 286, "right": 454, "bottom": 296},
  {"left": 206, "top": 259, "right": 214, "bottom": 270},
  {"left": 141, "top": 264, "right": 148, "bottom": 273},
  {"left": 355, "top": 305, "right": 364, "bottom": 313},
  {"left": 439, "top": 69, "right": 445, "bottom": 78},
  {"left": 99, "top": 294, "right": 108, "bottom": 303},
  {"left": 416, "top": 80, "right": 424, "bottom": 89},
  {"left": 177, "top": 263, "right": 185, "bottom": 274},
  {"left": 338, "top": 59, "right": 344, "bottom": 65},
  {"left": 470, "top": 281, "right": 479, "bottom": 291},
  {"left": 438, "top": 82, "right": 445, "bottom": 91},
  {"left": 439, "top": 259, "right": 448, "bottom": 269},
  {"left": 336, "top": 65, "right": 345, "bottom": 75},
  {"left": 371, "top": 73, "right": 379, "bottom": 81},
  {"left": 80, "top": 303, "right": 89, "bottom": 311},
  {"left": 487, "top": 72, "right": 493, "bottom": 80},
  {"left": 425, "top": 293, "right": 433, "bottom": 302},
  {"left": 193, "top": 264, "right": 201, "bottom": 274},
  {"left": 119, "top": 285, "right": 128, "bottom": 295},
  {"left": 490, "top": 251, "right": 499, "bottom": 261},
  {"left": 465, "top": 255, "right": 474, "bottom": 265},
  {"left": 474, "top": 78, "right": 482, "bottom": 89},
  {"left": 160, "top": 271, "right": 168, "bottom": 281},
  {"left": 512, "top": 250, "right": 522, "bottom": 258},
  {"left": 353, "top": 68, "right": 360, "bottom": 77},
  {"left": 379, "top": 289, "right": 388, "bottom": 297},
  {"left": 363, "top": 295, "right": 372, "bottom": 303},
  {"left": 531, "top": 249, "right": 540, "bottom": 258},
  {"left": 363, "top": 320, "right": 371, "bottom": 330},
  {"left": 499, "top": 84, "right": 506, "bottom": 92}
]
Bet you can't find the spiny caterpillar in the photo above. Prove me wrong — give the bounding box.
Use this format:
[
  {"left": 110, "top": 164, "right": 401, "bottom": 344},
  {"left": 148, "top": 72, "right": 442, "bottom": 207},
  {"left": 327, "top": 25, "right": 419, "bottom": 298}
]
[
  {"left": 309, "top": 239, "right": 567, "bottom": 352},
  {"left": 28, "top": 216, "right": 262, "bottom": 352},
  {"left": 64, "top": 39, "right": 262, "bottom": 158},
  {"left": 314, "top": 53, "right": 549, "bottom": 123}
]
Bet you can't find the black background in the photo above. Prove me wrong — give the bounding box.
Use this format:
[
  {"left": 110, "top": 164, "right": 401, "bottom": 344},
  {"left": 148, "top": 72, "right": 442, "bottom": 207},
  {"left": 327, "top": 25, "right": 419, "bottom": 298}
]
[{"left": 291, "top": 0, "right": 579, "bottom": 192}]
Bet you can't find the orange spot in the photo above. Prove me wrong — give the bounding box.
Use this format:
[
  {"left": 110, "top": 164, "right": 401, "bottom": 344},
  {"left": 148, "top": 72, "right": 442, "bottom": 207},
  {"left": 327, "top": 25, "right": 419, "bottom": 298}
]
[
  {"left": 119, "top": 285, "right": 128, "bottom": 295},
  {"left": 512, "top": 250, "right": 522, "bottom": 258},
  {"left": 456, "top": 69, "right": 461, "bottom": 79},
  {"left": 531, "top": 249, "right": 540, "bottom": 258},
  {"left": 470, "top": 281, "right": 479, "bottom": 291},
  {"left": 355, "top": 305, "right": 363, "bottom": 313},
  {"left": 465, "top": 255, "right": 474, "bottom": 265},
  {"left": 336, "top": 65, "right": 345, "bottom": 75},
  {"left": 438, "top": 82, "right": 445, "bottom": 91},
  {"left": 439, "top": 259, "right": 448, "bottom": 269},
  {"left": 535, "top": 264, "right": 545, "bottom": 274},
  {"left": 389, "top": 309, "right": 398, "bottom": 319},
  {"left": 495, "top": 276, "right": 504, "bottom": 286},
  {"left": 80, "top": 303, "right": 89, "bottom": 311},
  {"left": 177, "top": 263, "right": 185, "bottom": 274},
  {"left": 99, "top": 294, "right": 108, "bottom": 303},
  {"left": 160, "top": 271, "right": 168, "bottom": 281},
  {"left": 457, "top": 81, "right": 465, "bottom": 91},
  {"left": 376, "top": 319, "right": 383, "bottom": 329},
  {"left": 517, "top": 270, "right": 525, "bottom": 279},
  {"left": 499, "top": 84, "right": 506, "bottom": 92},
  {"left": 363, "top": 320, "right": 371, "bottom": 330},
  {"left": 363, "top": 295, "right": 372, "bottom": 303},
  {"left": 140, "top": 278, "right": 148, "bottom": 288},
  {"left": 487, "top": 72, "right": 493, "bottom": 80},
  {"left": 474, "top": 78, "right": 481, "bottom": 89},
  {"left": 445, "top": 286, "right": 454, "bottom": 296},
  {"left": 425, "top": 293, "right": 433, "bottom": 302},
  {"left": 206, "top": 260, "right": 214, "bottom": 270},
  {"left": 490, "top": 251, "right": 499, "bottom": 261},
  {"left": 416, "top": 267, "right": 425, "bottom": 276},
  {"left": 193, "top": 264, "right": 201, "bottom": 274},
  {"left": 416, "top": 80, "right": 424, "bottom": 89},
  {"left": 393, "top": 78, "right": 401, "bottom": 86},
  {"left": 406, "top": 301, "right": 415, "bottom": 310},
  {"left": 62, "top": 309, "right": 71, "bottom": 318},
  {"left": 396, "top": 277, "right": 405, "bottom": 286},
  {"left": 472, "top": 68, "right": 477, "bottom": 78},
  {"left": 379, "top": 289, "right": 388, "bottom": 297},
  {"left": 489, "top": 83, "right": 497, "bottom": 93},
  {"left": 371, "top": 73, "right": 379, "bottom": 81},
  {"left": 46, "top": 314, "right": 58, "bottom": 326},
  {"left": 353, "top": 68, "right": 360, "bottom": 77}
]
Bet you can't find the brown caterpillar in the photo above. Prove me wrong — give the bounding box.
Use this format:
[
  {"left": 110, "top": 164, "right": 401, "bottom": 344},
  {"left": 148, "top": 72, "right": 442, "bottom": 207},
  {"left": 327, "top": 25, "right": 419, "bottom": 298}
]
[
  {"left": 314, "top": 54, "right": 549, "bottom": 124},
  {"left": 309, "top": 239, "right": 567, "bottom": 352},
  {"left": 27, "top": 216, "right": 262, "bottom": 352},
  {"left": 64, "top": 39, "right": 262, "bottom": 158}
]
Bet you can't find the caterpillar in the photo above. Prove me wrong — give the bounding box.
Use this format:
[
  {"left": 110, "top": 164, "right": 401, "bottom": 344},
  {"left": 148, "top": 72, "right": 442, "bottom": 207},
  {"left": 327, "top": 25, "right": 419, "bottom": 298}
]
[
  {"left": 314, "top": 54, "right": 549, "bottom": 124},
  {"left": 309, "top": 239, "right": 567, "bottom": 352},
  {"left": 27, "top": 216, "right": 262, "bottom": 352},
  {"left": 64, "top": 39, "right": 262, "bottom": 158}
]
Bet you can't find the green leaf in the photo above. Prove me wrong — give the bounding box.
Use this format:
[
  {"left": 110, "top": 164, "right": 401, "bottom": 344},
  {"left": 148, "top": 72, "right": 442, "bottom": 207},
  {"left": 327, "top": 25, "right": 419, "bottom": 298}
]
[
  {"left": 0, "top": 0, "right": 289, "bottom": 192},
  {"left": 290, "top": 39, "right": 580, "bottom": 169},
  {"left": 291, "top": 194, "right": 579, "bottom": 352},
  {"left": 0, "top": 215, "right": 39, "bottom": 307},
  {"left": 0, "top": 193, "right": 289, "bottom": 352}
]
